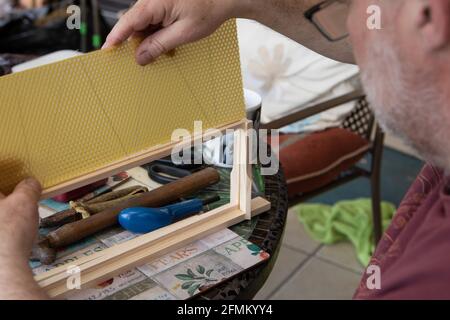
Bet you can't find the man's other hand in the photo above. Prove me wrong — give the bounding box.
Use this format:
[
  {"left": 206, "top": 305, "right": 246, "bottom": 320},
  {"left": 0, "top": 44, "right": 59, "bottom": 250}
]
[
  {"left": 0, "top": 178, "right": 48, "bottom": 299},
  {"left": 0, "top": 178, "right": 41, "bottom": 260}
]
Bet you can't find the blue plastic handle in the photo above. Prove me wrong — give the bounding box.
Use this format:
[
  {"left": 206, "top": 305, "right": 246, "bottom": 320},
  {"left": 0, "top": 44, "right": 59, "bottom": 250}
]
[{"left": 118, "top": 199, "right": 204, "bottom": 234}]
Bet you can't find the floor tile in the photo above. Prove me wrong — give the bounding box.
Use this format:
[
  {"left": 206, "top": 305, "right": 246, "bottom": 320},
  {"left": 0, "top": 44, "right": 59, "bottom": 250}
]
[
  {"left": 317, "top": 242, "right": 366, "bottom": 273},
  {"left": 282, "top": 209, "right": 320, "bottom": 254},
  {"left": 271, "top": 257, "right": 362, "bottom": 300},
  {"left": 254, "top": 246, "right": 308, "bottom": 299}
]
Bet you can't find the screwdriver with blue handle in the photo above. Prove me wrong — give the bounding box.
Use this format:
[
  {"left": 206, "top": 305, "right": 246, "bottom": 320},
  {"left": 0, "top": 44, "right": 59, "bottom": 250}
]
[{"left": 118, "top": 195, "right": 220, "bottom": 234}]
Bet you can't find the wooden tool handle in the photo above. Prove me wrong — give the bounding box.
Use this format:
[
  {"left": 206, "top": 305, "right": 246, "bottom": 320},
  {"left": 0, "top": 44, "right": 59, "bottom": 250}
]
[
  {"left": 47, "top": 167, "right": 220, "bottom": 248},
  {"left": 40, "top": 209, "right": 80, "bottom": 228}
]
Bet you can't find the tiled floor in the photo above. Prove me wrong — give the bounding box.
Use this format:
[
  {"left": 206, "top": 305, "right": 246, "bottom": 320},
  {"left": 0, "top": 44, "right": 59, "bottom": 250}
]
[{"left": 254, "top": 209, "right": 366, "bottom": 300}]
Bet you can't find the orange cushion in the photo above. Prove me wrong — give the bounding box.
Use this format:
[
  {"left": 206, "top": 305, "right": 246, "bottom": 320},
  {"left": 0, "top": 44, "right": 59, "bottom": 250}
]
[{"left": 274, "top": 128, "right": 370, "bottom": 196}]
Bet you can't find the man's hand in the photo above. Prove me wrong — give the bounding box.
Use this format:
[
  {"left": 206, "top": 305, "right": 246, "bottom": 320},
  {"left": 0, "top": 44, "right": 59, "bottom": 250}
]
[
  {"left": 0, "top": 179, "right": 48, "bottom": 300},
  {"left": 103, "top": 0, "right": 252, "bottom": 65},
  {"left": 0, "top": 179, "right": 41, "bottom": 258},
  {"left": 103, "top": 0, "right": 354, "bottom": 65}
]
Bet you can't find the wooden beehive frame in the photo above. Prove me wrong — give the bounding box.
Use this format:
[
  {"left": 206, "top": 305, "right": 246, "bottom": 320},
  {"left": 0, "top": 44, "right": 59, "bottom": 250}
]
[{"left": 35, "top": 119, "right": 271, "bottom": 298}]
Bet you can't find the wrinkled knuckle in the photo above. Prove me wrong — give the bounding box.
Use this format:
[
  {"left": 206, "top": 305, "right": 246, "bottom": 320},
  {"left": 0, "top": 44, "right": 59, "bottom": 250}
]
[
  {"left": 138, "top": 0, "right": 151, "bottom": 8},
  {"left": 179, "top": 30, "right": 192, "bottom": 44},
  {"left": 122, "top": 12, "right": 132, "bottom": 24},
  {"left": 121, "top": 11, "right": 137, "bottom": 28},
  {"left": 148, "top": 38, "right": 168, "bottom": 56},
  {"left": 123, "top": 16, "right": 137, "bottom": 31},
  {"left": 133, "top": 20, "right": 147, "bottom": 31},
  {"left": 131, "top": 12, "right": 150, "bottom": 30},
  {"left": 141, "top": 0, "right": 153, "bottom": 11},
  {"left": 134, "top": 0, "right": 151, "bottom": 17},
  {"left": 182, "top": 22, "right": 202, "bottom": 42}
]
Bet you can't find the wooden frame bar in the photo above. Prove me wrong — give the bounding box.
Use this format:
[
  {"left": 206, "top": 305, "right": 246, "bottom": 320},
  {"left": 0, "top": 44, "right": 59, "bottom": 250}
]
[
  {"left": 42, "top": 119, "right": 248, "bottom": 199},
  {"left": 35, "top": 119, "right": 271, "bottom": 298}
]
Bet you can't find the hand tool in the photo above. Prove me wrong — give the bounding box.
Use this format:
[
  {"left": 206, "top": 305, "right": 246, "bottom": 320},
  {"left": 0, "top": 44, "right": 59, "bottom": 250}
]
[
  {"left": 40, "top": 186, "right": 148, "bottom": 228},
  {"left": 77, "top": 173, "right": 130, "bottom": 202},
  {"left": 143, "top": 160, "right": 220, "bottom": 193},
  {"left": 146, "top": 162, "right": 194, "bottom": 185},
  {"left": 52, "top": 178, "right": 108, "bottom": 203},
  {"left": 118, "top": 195, "right": 220, "bottom": 234},
  {"left": 31, "top": 167, "right": 220, "bottom": 264}
]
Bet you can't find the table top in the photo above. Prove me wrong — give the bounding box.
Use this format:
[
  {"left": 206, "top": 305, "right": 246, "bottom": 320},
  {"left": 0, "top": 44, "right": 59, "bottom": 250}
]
[{"left": 196, "top": 166, "right": 289, "bottom": 300}]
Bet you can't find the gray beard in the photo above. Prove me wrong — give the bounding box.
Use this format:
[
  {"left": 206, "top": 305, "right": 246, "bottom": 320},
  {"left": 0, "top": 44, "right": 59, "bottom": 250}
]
[{"left": 360, "top": 42, "right": 449, "bottom": 170}]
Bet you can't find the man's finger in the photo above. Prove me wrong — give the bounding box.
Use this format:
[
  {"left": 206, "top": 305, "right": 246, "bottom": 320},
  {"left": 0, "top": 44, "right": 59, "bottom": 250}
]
[
  {"left": 102, "top": 1, "right": 153, "bottom": 49},
  {"left": 102, "top": 14, "right": 135, "bottom": 48},
  {"left": 131, "top": 24, "right": 163, "bottom": 42},
  {"left": 12, "top": 178, "right": 42, "bottom": 203},
  {"left": 135, "top": 21, "right": 188, "bottom": 65}
]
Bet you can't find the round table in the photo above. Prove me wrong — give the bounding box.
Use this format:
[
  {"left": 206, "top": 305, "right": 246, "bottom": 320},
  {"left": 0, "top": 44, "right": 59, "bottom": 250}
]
[{"left": 196, "top": 165, "right": 289, "bottom": 300}]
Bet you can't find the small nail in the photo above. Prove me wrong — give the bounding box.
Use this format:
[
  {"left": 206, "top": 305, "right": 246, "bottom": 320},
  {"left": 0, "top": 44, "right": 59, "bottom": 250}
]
[
  {"left": 136, "top": 50, "right": 152, "bottom": 65},
  {"left": 24, "top": 177, "right": 42, "bottom": 191},
  {"left": 102, "top": 42, "right": 115, "bottom": 51}
]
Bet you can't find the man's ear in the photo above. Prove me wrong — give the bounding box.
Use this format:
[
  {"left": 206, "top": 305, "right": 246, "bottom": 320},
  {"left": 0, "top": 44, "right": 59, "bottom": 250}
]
[{"left": 420, "top": 0, "right": 450, "bottom": 51}]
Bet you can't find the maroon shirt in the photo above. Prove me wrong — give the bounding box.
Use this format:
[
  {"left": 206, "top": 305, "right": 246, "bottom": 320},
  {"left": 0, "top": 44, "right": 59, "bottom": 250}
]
[{"left": 354, "top": 164, "right": 450, "bottom": 299}]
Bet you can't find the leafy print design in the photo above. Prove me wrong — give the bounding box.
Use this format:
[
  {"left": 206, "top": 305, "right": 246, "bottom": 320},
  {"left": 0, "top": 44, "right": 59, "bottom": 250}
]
[
  {"left": 248, "top": 44, "right": 292, "bottom": 92},
  {"left": 175, "top": 265, "right": 217, "bottom": 296},
  {"left": 247, "top": 243, "right": 270, "bottom": 259}
]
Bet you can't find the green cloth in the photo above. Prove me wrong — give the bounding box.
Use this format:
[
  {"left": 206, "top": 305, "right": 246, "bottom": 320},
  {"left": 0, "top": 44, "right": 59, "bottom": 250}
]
[{"left": 296, "top": 199, "right": 395, "bottom": 266}]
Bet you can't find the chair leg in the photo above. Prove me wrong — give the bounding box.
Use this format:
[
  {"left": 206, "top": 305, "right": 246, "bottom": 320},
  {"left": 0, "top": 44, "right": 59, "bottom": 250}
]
[
  {"left": 371, "top": 173, "right": 382, "bottom": 244},
  {"left": 371, "top": 126, "right": 385, "bottom": 245}
]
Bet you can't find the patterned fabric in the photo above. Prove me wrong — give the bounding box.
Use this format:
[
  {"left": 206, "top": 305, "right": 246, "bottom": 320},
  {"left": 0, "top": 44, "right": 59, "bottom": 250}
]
[{"left": 354, "top": 164, "right": 450, "bottom": 299}]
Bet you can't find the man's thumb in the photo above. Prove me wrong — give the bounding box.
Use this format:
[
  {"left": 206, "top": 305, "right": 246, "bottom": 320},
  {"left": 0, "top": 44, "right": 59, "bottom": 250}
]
[
  {"left": 12, "top": 178, "right": 42, "bottom": 203},
  {"left": 135, "top": 22, "right": 189, "bottom": 65}
]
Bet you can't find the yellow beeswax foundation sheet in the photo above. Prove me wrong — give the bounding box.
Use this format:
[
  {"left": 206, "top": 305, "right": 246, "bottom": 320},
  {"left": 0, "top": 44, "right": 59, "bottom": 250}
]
[{"left": 0, "top": 20, "right": 245, "bottom": 195}]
